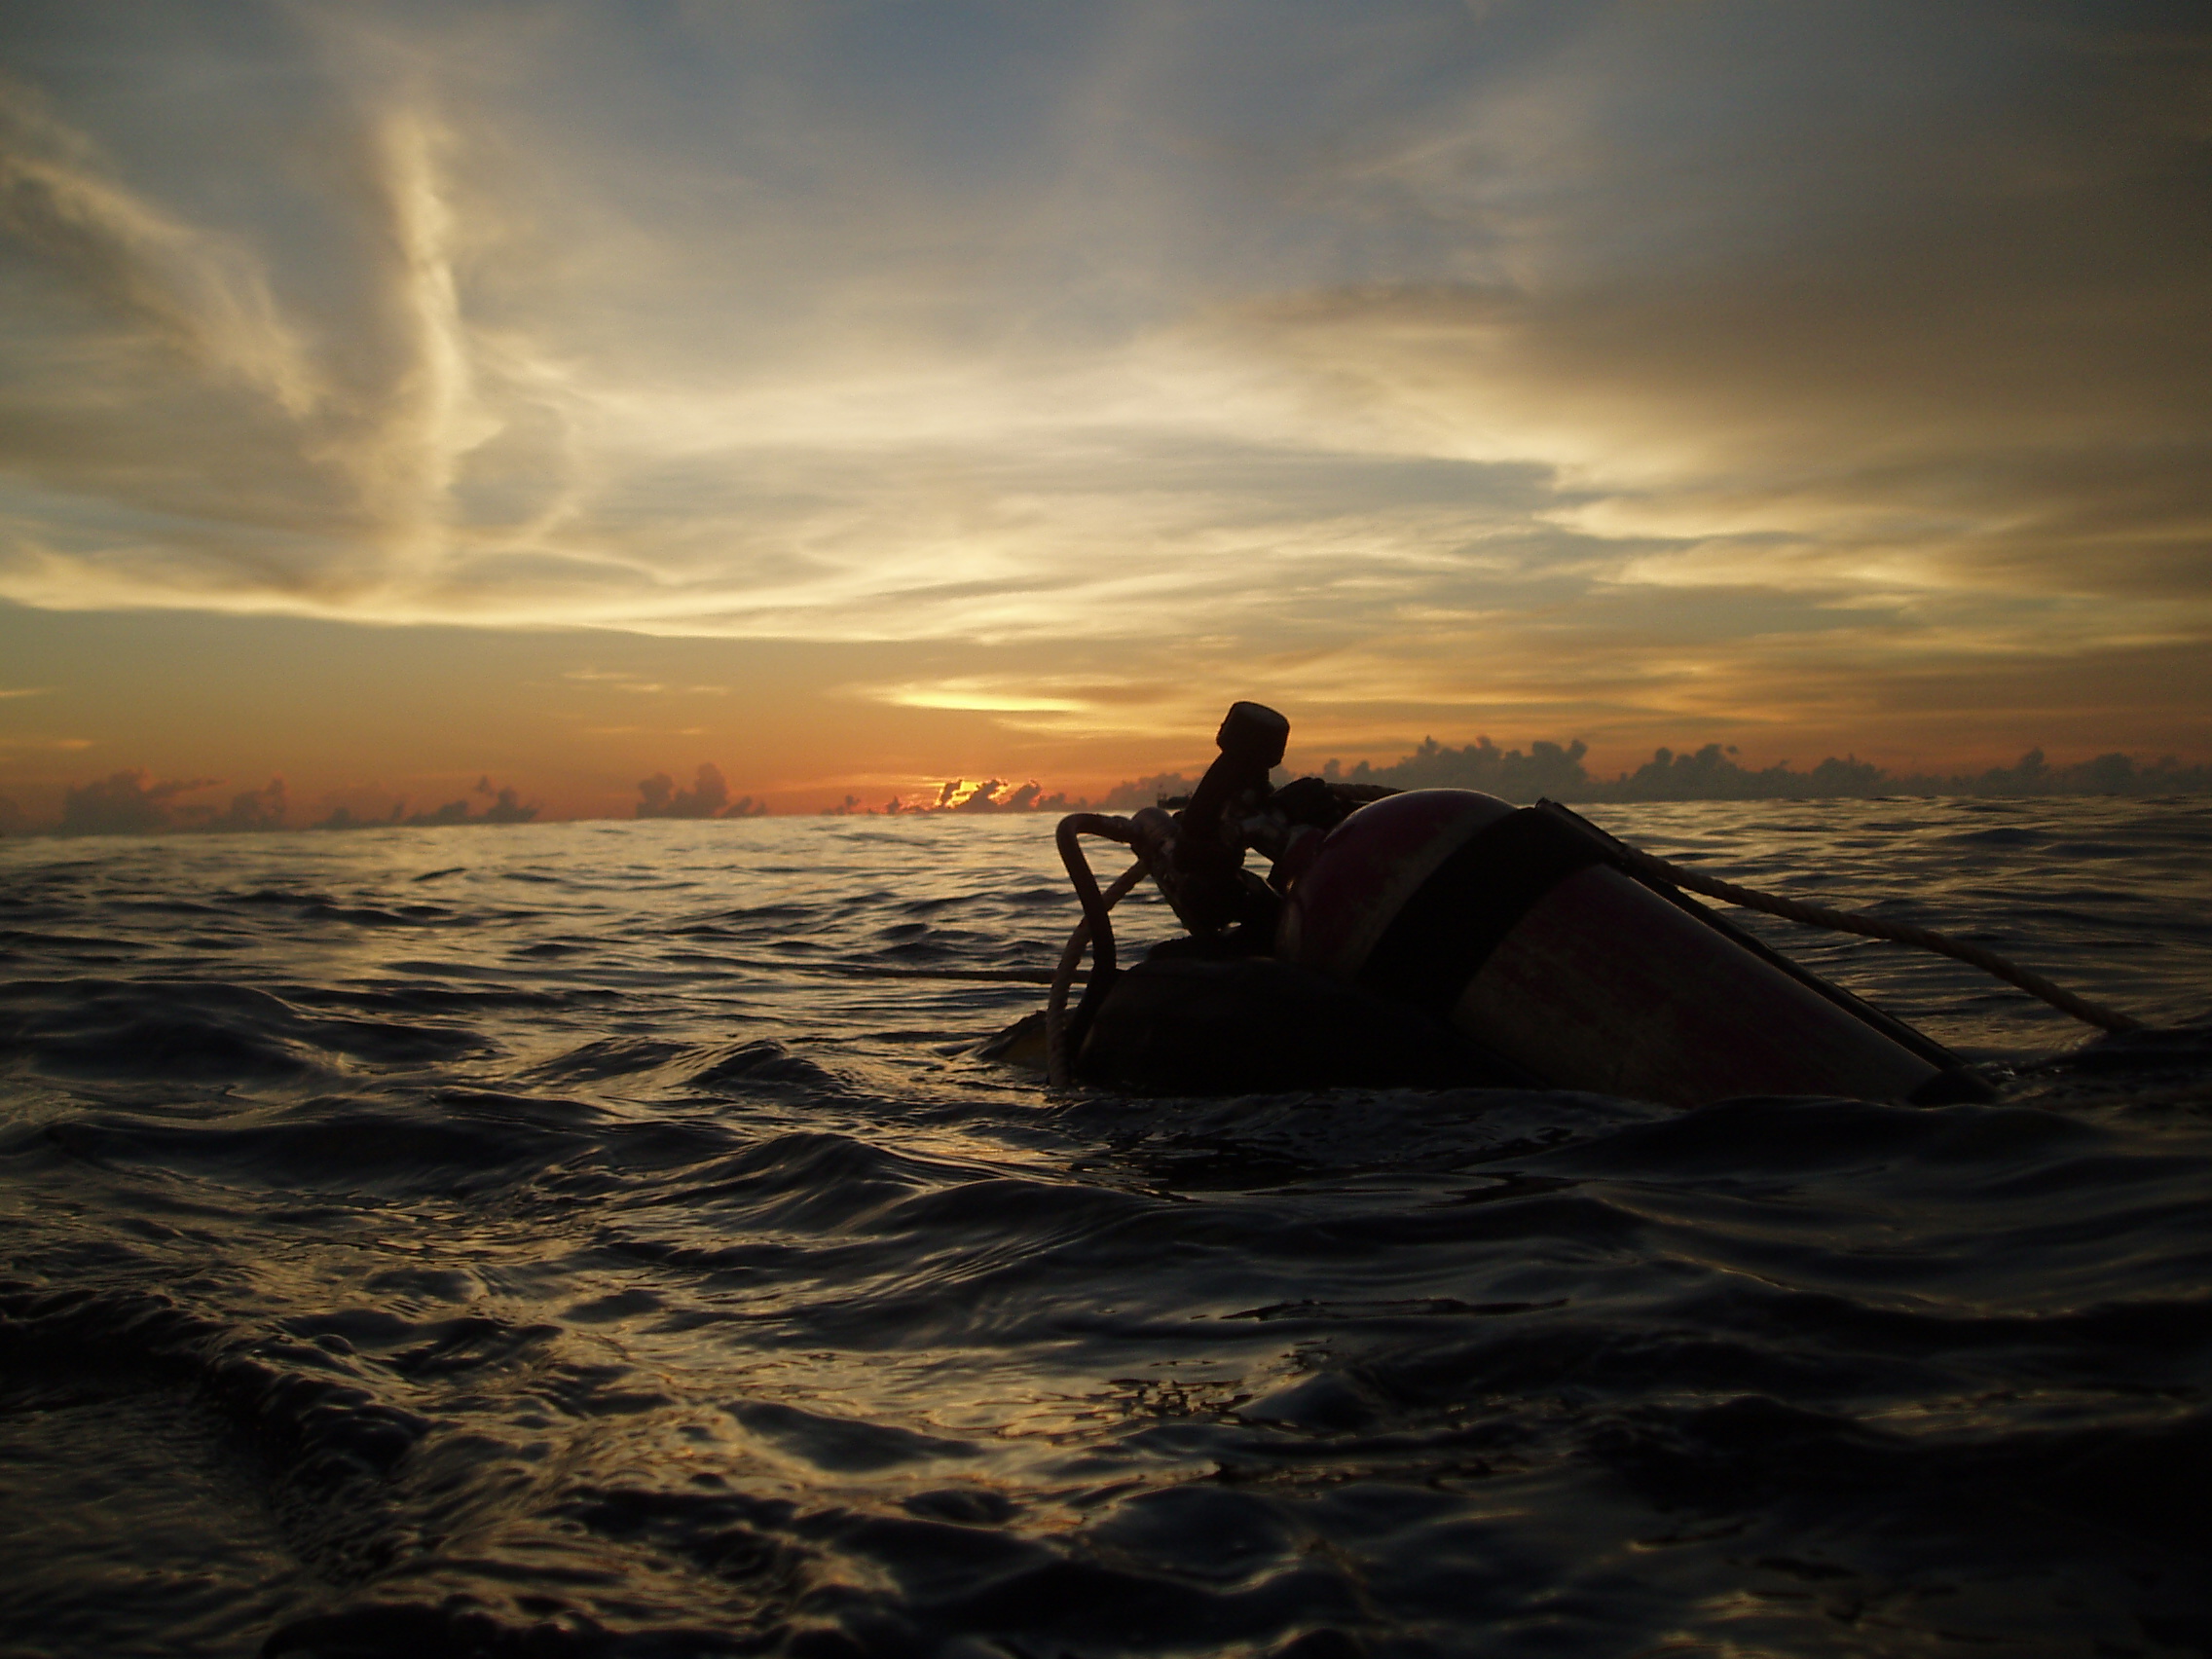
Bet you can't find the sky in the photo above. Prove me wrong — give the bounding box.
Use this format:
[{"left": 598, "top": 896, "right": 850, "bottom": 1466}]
[{"left": 0, "top": 0, "right": 2206, "bottom": 821}]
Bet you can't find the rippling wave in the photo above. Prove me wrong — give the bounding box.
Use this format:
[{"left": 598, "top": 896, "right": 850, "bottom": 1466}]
[{"left": 2, "top": 798, "right": 2208, "bottom": 1656}]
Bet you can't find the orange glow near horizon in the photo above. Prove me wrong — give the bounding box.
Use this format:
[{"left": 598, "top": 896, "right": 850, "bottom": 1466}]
[{"left": 1, "top": 604, "right": 2203, "bottom": 829}]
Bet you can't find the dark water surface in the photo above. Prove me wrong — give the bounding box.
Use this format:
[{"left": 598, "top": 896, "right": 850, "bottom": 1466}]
[{"left": 3, "top": 797, "right": 2209, "bottom": 1658}]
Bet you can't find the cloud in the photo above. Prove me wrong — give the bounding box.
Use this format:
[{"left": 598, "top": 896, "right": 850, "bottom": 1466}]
[
  {"left": 1089, "top": 771, "right": 1199, "bottom": 811},
  {"left": 0, "top": 8, "right": 1658, "bottom": 640},
  {"left": 396, "top": 779, "right": 537, "bottom": 826},
  {"left": 1218, "top": 6, "right": 2212, "bottom": 621},
  {"left": 1320, "top": 732, "right": 2212, "bottom": 802},
  {"left": 0, "top": 2, "right": 2203, "bottom": 765},
  {"left": 208, "top": 777, "right": 288, "bottom": 830},
  {"left": 56, "top": 769, "right": 218, "bottom": 835},
  {"left": 564, "top": 666, "right": 725, "bottom": 696},
  {"left": 0, "top": 77, "right": 320, "bottom": 415},
  {"left": 635, "top": 761, "right": 766, "bottom": 818},
  {"left": 35, "top": 764, "right": 546, "bottom": 833},
  {"left": 858, "top": 777, "right": 1077, "bottom": 815},
  {"left": 0, "top": 49, "right": 573, "bottom": 609}
]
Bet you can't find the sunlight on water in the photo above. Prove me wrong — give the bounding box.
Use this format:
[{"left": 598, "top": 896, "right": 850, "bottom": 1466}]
[{"left": 2, "top": 798, "right": 2208, "bottom": 1656}]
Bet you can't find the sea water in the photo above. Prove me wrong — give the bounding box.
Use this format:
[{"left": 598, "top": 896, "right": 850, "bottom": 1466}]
[{"left": 2, "top": 795, "right": 2208, "bottom": 1657}]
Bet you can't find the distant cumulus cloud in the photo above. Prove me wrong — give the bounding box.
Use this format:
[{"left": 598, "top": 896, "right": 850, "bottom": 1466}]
[
  {"left": 633, "top": 761, "right": 768, "bottom": 818},
  {"left": 0, "top": 1, "right": 2204, "bottom": 757},
  {"left": 57, "top": 770, "right": 212, "bottom": 835}
]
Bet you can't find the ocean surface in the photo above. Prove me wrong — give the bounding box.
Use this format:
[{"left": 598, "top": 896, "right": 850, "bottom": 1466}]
[{"left": 3, "top": 794, "right": 2209, "bottom": 1659}]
